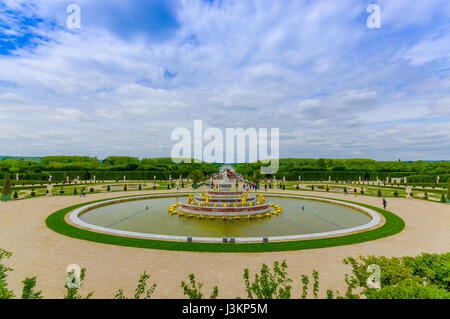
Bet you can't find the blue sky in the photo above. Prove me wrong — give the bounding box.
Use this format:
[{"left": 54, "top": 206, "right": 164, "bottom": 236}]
[{"left": 0, "top": 0, "right": 449, "bottom": 160}]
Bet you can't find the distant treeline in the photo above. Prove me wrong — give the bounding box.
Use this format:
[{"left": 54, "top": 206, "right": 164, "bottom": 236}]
[
  {"left": 0, "top": 156, "right": 218, "bottom": 181},
  {"left": 0, "top": 156, "right": 449, "bottom": 182},
  {"left": 235, "top": 158, "right": 450, "bottom": 182}
]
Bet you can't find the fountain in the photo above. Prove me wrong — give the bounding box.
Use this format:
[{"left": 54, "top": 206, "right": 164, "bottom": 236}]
[{"left": 168, "top": 171, "right": 282, "bottom": 219}]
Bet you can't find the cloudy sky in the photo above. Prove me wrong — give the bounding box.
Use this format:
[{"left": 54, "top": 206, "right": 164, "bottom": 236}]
[{"left": 0, "top": 0, "right": 449, "bottom": 161}]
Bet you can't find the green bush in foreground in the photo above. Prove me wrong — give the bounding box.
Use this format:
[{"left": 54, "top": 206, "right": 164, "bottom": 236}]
[
  {"left": 181, "top": 274, "right": 218, "bottom": 299},
  {"left": 115, "top": 271, "right": 157, "bottom": 299}
]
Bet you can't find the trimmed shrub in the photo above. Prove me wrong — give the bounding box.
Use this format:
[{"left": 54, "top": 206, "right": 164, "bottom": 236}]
[
  {"left": 441, "top": 193, "right": 447, "bottom": 203},
  {"left": 30, "top": 189, "right": 36, "bottom": 197},
  {"left": 138, "top": 184, "right": 142, "bottom": 191},
  {"left": 107, "top": 185, "right": 111, "bottom": 192},
  {"left": 13, "top": 192, "right": 18, "bottom": 199},
  {"left": 123, "top": 185, "right": 127, "bottom": 191},
  {"left": 73, "top": 188, "right": 78, "bottom": 195},
  {"left": 393, "top": 190, "right": 399, "bottom": 197},
  {"left": 1, "top": 174, "right": 12, "bottom": 196},
  {"left": 377, "top": 190, "right": 382, "bottom": 197},
  {"left": 89, "top": 187, "right": 94, "bottom": 193}
]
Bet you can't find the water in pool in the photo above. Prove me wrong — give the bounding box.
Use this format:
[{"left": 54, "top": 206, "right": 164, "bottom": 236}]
[{"left": 79, "top": 196, "right": 371, "bottom": 238}]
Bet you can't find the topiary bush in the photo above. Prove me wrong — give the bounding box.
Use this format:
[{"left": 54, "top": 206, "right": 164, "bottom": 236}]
[
  {"left": 13, "top": 192, "right": 18, "bottom": 199},
  {"left": 377, "top": 190, "right": 382, "bottom": 197},
  {"left": 73, "top": 187, "right": 77, "bottom": 195},
  {"left": 89, "top": 187, "right": 94, "bottom": 193},
  {"left": 107, "top": 185, "right": 111, "bottom": 192}
]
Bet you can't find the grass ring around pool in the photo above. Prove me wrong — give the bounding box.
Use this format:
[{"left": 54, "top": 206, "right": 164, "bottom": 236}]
[{"left": 46, "top": 193, "right": 405, "bottom": 252}]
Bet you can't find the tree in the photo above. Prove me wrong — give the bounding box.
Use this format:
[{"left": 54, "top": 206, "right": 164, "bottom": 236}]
[
  {"left": 64, "top": 267, "right": 94, "bottom": 299},
  {"left": 181, "top": 274, "right": 218, "bottom": 299},
  {"left": 189, "top": 170, "right": 205, "bottom": 186},
  {"left": 440, "top": 192, "right": 447, "bottom": 203},
  {"left": 115, "top": 271, "right": 157, "bottom": 299},
  {"left": 1, "top": 174, "right": 12, "bottom": 200},
  {"left": 317, "top": 158, "right": 327, "bottom": 169},
  {"left": 243, "top": 260, "right": 292, "bottom": 299},
  {"left": 447, "top": 180, "right": 450, "bottom": 202},
  {"left": 21, "top": 277, "right": 42, "bottom": 299},
  {"left": 0, "top": 249, "right": 15, "bottom": 299},
  {"left": 337, "top": 253, "right": 450, "bottom": 299}
]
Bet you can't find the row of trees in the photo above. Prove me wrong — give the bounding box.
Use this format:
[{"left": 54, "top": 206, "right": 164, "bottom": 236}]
[
  {"left": 1, "top": 248, "right": 448, "bottom": 299},
  {"left": 0, "top": 156, "right": 219, "bottom": 181},
  {"left": 235, "top": 159, "right": 450, "bottom": 182}
]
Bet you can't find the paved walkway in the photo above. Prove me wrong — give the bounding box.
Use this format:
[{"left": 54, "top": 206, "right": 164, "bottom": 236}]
[{"left": 0, "top": 189, "right": 448, "bottom": 298}]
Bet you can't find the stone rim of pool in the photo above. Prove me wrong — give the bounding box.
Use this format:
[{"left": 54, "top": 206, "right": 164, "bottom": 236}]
[{"left": 68, "top": 193, "right": 382, "bottom": 243}]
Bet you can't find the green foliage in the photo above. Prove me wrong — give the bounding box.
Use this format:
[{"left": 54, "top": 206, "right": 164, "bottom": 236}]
[
  {"left": 189, "top": 170, "right": 205, "bottom": 186},
  {"left": 21, "top": 277, "right": 42, "bottom": 299},
  {"left": 181, "top": 274, "right": 218, "bottom": 299},
  {"left": 1, "top": 174, "right": 12, "bottom": 196},
  {"left": 138, "top": 184, "right": 142, "bottom": 190},
  {"left": 64, "top": 267, "right": 94, "bottom": 299},
  {"left": 115, "top": 271, "right": 157, "bottom": 299},
  {"left": 340, "top": 253, "right": 450, "bottom": 299},
  {"left": 300, "top": 274, "right": 309, "bottom": 299},
  {"left": 0, "top": 249, "right": 15, "bottom": 299},
  {"left": 367, "top": 279, "right": 450, "bottom": 299},
  {"left": 73, "top": 187, "right": 77, "bottom": 195},
  {"left": 377, "top": 190, "right": 382, "bottom": 197},
  {"left": 89, "top": 187, "right": 94, "bottom": 193},
  {"left": 13, "top": 191, "right": 18, "bottom": 199},
  {"left": 393, "top": 190, "right": 399, "bottom": 197},
  {"left": 312, "top": 270, "right": 319, "bottom": 298},
  {"left": 447, "top": 180, "right": 450, "bottom": 199},
  {"left": 243, "top": 260, "right": 292, "bottom": 299},
  {"left": 441, "top": 193, "right": 447, "bottom": 203},
  {"left": 123, "top": 185, "right": 127, "bottom": 191},
  {"left": 107, "top": 185, "right": 111, "bottom": 192},
  {"left": 326, "top": 289, "right": 334, "bottom": 299}
]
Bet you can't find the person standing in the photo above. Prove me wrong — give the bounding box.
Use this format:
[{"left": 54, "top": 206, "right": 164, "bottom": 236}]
[{"left": 344, "top": 187, "right": 348, "bottom": 196}]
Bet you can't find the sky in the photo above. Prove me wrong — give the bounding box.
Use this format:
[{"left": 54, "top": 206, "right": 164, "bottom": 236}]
[{"left": 0, "top": 0, "right": 449, "bottom": 161}]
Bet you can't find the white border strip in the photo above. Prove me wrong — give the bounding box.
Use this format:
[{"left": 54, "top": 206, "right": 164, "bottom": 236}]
[{"left": 69, "top": 194, "right": 381, "bottom": 243}]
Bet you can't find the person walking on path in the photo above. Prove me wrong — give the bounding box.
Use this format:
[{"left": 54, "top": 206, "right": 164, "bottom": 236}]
[
  {"left": 382, "top": 198, "right": 387, "bottom": 209},
  {"left": 344, "top": 187, "right": 348, "bottom": 196},
  {"left": 81, "top": 188, "right": 86, "bottom": 197}
]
